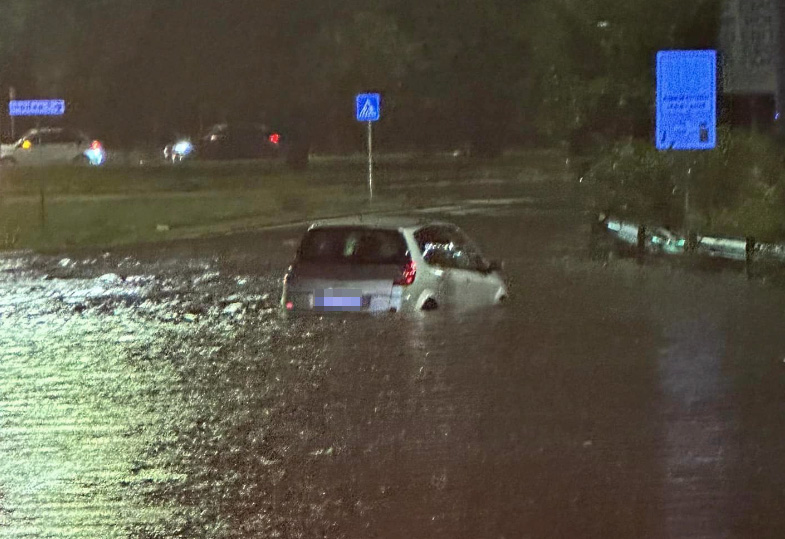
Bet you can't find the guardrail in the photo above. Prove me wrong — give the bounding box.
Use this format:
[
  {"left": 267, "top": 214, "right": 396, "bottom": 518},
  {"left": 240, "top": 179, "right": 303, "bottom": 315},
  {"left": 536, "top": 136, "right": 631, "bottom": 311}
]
[{"left": 589, "top": 212, "right": 785, "bottom": 279}]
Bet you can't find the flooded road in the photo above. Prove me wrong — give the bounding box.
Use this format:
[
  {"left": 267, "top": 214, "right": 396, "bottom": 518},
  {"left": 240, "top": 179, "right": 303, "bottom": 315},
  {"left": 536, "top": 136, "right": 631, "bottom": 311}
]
[{"left": 2, "top": 201, "right": 785, "bottom": 538}]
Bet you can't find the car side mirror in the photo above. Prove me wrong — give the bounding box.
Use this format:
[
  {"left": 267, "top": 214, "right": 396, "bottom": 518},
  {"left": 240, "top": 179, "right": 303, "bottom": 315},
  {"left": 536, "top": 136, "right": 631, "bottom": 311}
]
[{"left": 487, "top": 260, "right": 504, "bottom": 273}]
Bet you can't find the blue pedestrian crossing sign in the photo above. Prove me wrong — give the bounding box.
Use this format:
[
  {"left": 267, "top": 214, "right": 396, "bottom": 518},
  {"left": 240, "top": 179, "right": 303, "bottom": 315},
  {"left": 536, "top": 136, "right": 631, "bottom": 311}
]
[
  {"left": 656, "top": 50, "right": 717, "bottom": 151},
  {"left": 356, "top": 93, "right": 381, "bottom": 122},
  {"left": 9, "top": 99, "right": 66, "bottom": 117}
]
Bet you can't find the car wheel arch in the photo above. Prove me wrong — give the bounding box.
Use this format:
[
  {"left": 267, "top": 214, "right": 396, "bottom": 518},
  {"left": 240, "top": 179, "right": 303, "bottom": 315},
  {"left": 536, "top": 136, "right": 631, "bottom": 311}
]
[
  {"left": 495, "top": 287, "right": 509, "bottom": 304},
  {"left": 414, "top": 289, "right": 439, "bottom": 310},
  {"left": 420, "top": 297, "right": 439, "bottom": 311}
]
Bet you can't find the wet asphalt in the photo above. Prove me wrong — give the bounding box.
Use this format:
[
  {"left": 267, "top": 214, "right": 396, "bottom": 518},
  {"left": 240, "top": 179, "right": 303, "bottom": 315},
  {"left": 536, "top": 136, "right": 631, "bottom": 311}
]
[{"left": 2, "top": 192, "right": 785, "bottom": 538}]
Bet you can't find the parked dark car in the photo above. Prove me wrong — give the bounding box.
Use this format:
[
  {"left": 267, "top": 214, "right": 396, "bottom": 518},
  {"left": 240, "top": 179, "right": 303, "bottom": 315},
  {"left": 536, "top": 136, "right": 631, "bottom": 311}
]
[{"left": 163, "top": 123, "right": 284, "bottom": 162}]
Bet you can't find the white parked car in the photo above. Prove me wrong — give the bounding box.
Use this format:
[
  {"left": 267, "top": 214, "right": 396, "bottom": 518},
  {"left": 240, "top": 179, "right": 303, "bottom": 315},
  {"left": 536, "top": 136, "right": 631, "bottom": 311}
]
[
  {"left": 281, "top": 216, "right": 508, "bottom": 314},
  {"left": 0, "top": 127, "right": 106, "bottom": 166}
]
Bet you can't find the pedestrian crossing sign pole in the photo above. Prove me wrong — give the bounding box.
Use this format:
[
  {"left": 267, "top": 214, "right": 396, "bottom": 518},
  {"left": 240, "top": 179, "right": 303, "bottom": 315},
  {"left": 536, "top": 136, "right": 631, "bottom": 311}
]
[{"left": 356, "top": 93, "right": 381, "bottom": 203}]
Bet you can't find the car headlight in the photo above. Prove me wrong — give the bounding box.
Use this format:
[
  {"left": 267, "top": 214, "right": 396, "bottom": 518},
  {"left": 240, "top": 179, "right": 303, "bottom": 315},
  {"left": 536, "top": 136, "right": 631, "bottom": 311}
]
[
  {"left": 84, "top": 147, "right": 106, "bottom": 166},
  {"left": 173, "top": 140, "right": 194, "bottom": 156}
]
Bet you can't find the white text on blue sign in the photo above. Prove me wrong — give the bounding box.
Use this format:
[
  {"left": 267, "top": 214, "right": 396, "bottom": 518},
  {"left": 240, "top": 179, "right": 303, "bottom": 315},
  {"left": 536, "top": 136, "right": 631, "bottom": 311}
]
[
  {"left": 9, "top": 100, "right": 66, "bottom": 117},
  {"left": 655, "top": 50, "right": 717, "bottom": 151}
]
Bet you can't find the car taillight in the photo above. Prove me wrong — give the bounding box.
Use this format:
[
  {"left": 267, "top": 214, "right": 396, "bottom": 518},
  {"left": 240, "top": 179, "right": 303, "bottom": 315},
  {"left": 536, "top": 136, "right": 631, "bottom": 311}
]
[
  {"left": 268, "top": 133, "right": 280, "bottom": 144},
  {"left": 393, "top": 260, "right": 416, "bottom": 286},
  {"left": 90, "top": 140, "right": 102, "bottom": 150}
]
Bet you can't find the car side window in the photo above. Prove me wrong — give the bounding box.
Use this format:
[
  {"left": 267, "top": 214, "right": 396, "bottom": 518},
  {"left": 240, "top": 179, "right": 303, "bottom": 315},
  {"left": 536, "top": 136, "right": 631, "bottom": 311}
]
[
  {"left": 415, "top": 226, "right": 489, "bottom": 272},
  {"left": 39, "top": 131, "right": 80, "bottom": 145},
  {"left": 446, "top": 226, "right": 489, "bottom": 272},
  {"left": 415, "top": 226, "right": 447, "bottom": 267},
  {"left": 18, "top": 133, "right": 41, "bottom": 147},
  {"left": 61, "top": 130, "right": 85, "bottom": 144},
  {"left": 205, "top": 125, "right": 226, "bottom": 141},
  {"left": 37, "top": 132, "right": 60, "bottom": 145}
]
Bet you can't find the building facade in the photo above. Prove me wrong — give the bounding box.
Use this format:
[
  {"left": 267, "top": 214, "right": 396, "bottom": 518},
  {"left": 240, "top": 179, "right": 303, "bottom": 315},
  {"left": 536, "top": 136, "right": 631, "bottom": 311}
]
[{"left": 719, "top": 0, "right": 785, "bottom": 129}]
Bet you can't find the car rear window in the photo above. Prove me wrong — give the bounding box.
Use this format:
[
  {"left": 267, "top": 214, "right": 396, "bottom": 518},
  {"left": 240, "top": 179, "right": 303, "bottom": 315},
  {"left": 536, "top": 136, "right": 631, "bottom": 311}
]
[{"left": 298, "top": 227, "right": 409, "bottom": 265}]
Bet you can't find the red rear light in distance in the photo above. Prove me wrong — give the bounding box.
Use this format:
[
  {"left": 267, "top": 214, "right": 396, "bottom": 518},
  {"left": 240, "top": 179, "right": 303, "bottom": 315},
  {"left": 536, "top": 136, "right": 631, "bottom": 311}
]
[
  {"left": 90, "top": 140, "right": 102, "bottom": 150},
  {"left": 268, "top": 133, "right": 280, "bottom": 144},
  {"left": 394, "top": 260, "right": 416, "bottom": 286}
]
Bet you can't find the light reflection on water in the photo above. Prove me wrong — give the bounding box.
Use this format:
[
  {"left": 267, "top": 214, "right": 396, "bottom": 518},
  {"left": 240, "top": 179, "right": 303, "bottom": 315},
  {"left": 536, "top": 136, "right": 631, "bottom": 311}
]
[
  {"left": 0, "top": 253, "right": 514, "bottom": 537},
  {"left": 0, "top": 260, "right": 257, "bottom": 536},
  {"left": 3, "top": 222, "right": 785, "bottom": 538},
  {"left": 657, "top": 315, "right": 736, "bottom": 539},
  {"left": 0, "top": 302, "right": 185, "bottom": 537}
]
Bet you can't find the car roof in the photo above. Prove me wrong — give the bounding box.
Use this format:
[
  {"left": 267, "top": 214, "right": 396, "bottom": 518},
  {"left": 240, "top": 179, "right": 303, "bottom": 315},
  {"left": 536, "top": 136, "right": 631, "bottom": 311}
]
[
  {"left": 24, "top": 127, "right": 62, "bottom": 135},
  {"left": 307, "top": 214, "right": 457, "bottom": 232},
  {"left": 207, "top": 122, "right": 269, "bottom": 131},
  {"left": 22, "top": 127, "right": 85, "bottom": 136}
]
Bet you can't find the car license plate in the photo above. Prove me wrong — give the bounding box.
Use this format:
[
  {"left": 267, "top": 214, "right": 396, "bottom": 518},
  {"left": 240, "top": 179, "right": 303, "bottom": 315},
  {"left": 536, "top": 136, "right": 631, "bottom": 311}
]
[{"left": 313, "top": 289, "right": 363, "bottom": 311}]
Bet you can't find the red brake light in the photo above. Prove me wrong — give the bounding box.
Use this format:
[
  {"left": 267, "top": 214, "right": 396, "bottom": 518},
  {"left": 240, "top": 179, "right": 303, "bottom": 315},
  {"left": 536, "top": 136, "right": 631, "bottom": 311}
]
[
  {"left": 268, "top": 133, "right": 280, "bottom": 144},
  {"left": 286, "top": 301, "right": 294, "bottom": 310},
  {"left": 90, "top": 140, "right": 102, "bottom": 150},
  {"left": 394, "top": 260, "right": 416, "bottom": 286}
]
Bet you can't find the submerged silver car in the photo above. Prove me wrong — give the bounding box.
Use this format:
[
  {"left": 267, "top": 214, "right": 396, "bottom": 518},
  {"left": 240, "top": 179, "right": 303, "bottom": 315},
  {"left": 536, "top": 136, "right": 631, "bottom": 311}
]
[{"left": 281, "top": 216, "right": 508, "bottom": 313}]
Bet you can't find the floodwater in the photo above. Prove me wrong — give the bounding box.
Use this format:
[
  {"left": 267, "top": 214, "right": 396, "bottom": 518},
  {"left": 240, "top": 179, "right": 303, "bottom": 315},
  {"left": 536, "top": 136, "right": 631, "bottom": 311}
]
[{"left": 2, "top": 201, "right": 785, "bottom": 538}]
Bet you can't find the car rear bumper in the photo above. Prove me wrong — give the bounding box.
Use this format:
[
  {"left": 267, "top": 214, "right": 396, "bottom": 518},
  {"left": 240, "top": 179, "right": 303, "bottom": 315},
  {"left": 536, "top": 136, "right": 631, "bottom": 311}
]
[{"left": 281, "top": 287, "right": 405, "bottom": 314}]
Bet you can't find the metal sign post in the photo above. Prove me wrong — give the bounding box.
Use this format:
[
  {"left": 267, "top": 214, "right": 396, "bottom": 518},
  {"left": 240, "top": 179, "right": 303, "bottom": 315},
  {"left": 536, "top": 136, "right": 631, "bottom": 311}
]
[
  {"left": 6, "top": 98, "right": 67, "bottom": 229},
  {"left": 9, "top": 87, "right": 16, "bottom": 140},
  {"left": 656, "top": 50, "right": 717, "bottom": 235},
  {"left": 356, "top": 93, "right": 381, "bottom": 203},
  {"left": 367, "top": 121, "right": 373, "bottom": 201}
]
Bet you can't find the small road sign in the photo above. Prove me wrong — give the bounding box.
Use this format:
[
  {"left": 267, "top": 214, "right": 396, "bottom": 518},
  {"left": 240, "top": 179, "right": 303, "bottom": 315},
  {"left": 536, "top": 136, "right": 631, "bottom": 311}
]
[
  {"left": 356, "top": 93, "right": 381, "bottom": 122},
  {"left": 656, "top": 50, "right": 717, "bottom": 151},
  {"left": 9, "top": 99, "right": 66, "bottom": 117},
  {"left": 355, "top": 93, "right": 381, "bottom": 202}
]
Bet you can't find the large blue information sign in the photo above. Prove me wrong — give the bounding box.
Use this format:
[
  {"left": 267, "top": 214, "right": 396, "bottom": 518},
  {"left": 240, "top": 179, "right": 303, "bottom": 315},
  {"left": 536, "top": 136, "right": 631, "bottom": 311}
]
[
  {"left": 355, "top": 93, "right": 381, "bottom": 122},
  {"left": 656, "top": 50, "right": 717, "bottom": 151},
  {"left": 9, "top": 99, "right": 66, "bottom": 117}
]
